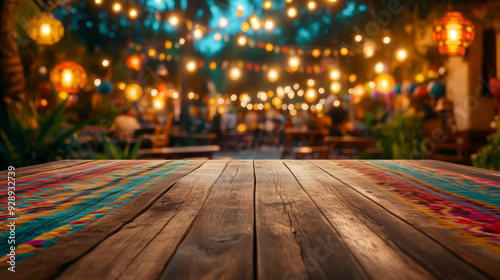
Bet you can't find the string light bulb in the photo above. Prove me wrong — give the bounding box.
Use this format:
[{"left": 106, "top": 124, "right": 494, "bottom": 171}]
[
  {"left": 129, "top": 8, "right": 138, "bottom": 19},
  {"left": 340, "top": 47, "right": 349, "bottom": 56},
  {"left": 287, "top": 7, "right": 297, "bottom": 18},
  {"left": 264, "top": 20, "right": 274, "bottom": 31},
  {"left": 95, "top": 0, "right": 102, "bottom": 4},
  {"left": 395, "top": 49, "right": 408, "bottom": 62},
  {"left": 383, "top": 36, "right": 391, "bottom": 44},
  {"left": 186, "top": 60, "right": 197, "bottom": 72},
  {"left": 169, "top": 16, "right": 179, "bottom": 26},
  {"left": 330, "top": 82, "right": 341, "bottom": 94},
  {"left": 263, "top": 1, "right": 272, "bottom": 9},
  {"left": 288, "top": 56, "right": 300, "bottom": 71},
  {"left": 219, "top": 17, "right": 228, "bottom": 28},
  {"left": 237, "top": 35, "right": 247, "bottom": 46},
  {"left": 193, "top": 28, "right": 203, "bottom": 39},
  {"left": 375, "top": 62, "right": 385, "bottom": 74},
  {"left": 267, "top": 69, "right": 279, "bottom": 82},
  {"left": 229, "top": 67, "right": 242, "bottom": 80},
  {"left": 102, "top": 59, "right": 110, "bottom": 67},
  {"left": 112, "top": 2, "right": 121, "bottom": 12},
  {"left": 307, "top": 1, "right": 317, "bottom": 11},
  {"left": 329, "top": 69, "right": 340, "bottom": 80}
]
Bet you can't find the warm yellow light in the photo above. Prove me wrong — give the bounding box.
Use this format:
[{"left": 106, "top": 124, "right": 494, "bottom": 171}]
[
  {"left": 165, "top": 40, "right": 173, "bottom": 49},
  {"left": 237, "top": 35, "right": 247, "bottom": 46},
  {"left": 330, "top": 82, "right": 341, "bottom": 94},
  {"left": 288, "top": 56, "right": 300, "bottom": 70},
  {"left": 375, "top": 62, "right": 384, "bottom": 74},
  {"left": 40, "top": 23, "right": 51, "bottom": 36},
  {"left": 307, "top": 1, "right": 317, "bottom": 11},
  {"left": 95, "top": 0, "right": 102, "bottom": 4},
  {"left": 287, "top": 7, "right": 297, "bottom": 18},
  {"left": 355, "top": 34, "right": 363, "bottom": 42},
  {"left": 186, "top": 60, "right": 197, "bottom": 72},
  {"left": 267, "top": 69, "right": 279, "bottom": 82},
  {"left": 305, "top": 88, "right": 318, "bottom": 102},
  {"left": 237, "top": 4, "right": 244, "bottom": 17},
  {"left": 155, "top": 0, "right": 163, "bottom": 3},
  {"left": 102, "top": 59, "right": 110, "bottom": 67},
  {"left": 251, "top": 20, "right": 261, "bottom": 31},
  {"left": 328, "top": 0, "right": 337, "bottom": 2},
  {"left": 349, "top": 74, "right": 357, "bottom": 83},
  {"left": 40, "top": 99, "right": 48, "bottom": 107},
  {"left": 213, "top": 33, "right": 222, "bottom": 41},
  {"left": 265, "top": 43, "right": 273, "bottom": 52},
  {"left": 375, "top": 74, "right": 395, "bottom": 94},
  {"left": 112, "top": 2, "right": 121, "bottom": 12},
  {"left": 383, "top": 36, "right": 391, "bottom": 44},
  {"left": 210, "top": 62, "right": 217, "bottom": 70},
  {"left": 263, "top": 1, "right": 272, "bottom": 9},
  {"left": 193, "top": 28, "right": 203, "bottom": 39},
  {"left": 171, "top": 91, "right": 179, "bottom": 99},
  {"left": 129, "top": 8, "right": 138, "bottom": 19},
  {"left": 415, "top": 73, "right": 425, "bottom": 83},
  {"left": 311, "top": 49, "right": 321, "bottom": 57},
  {"left": 152, "top": 96, "right": 165, "bottom": 110},
  {"left": 61, "top": 69, "right": 74, "bottom": 88},
  {"left": 58, "top": 91, "right": 69, "bottom": 100},
  {"left": 285, "top": 0, "right": 293, "bottom": 3},
  {"left": 333, "top": 100, "right": 340, "bottom": 107},
  {"left": 340, "top": 47, "right": 349, "bottom": 56},
  {"left": 236, "top": 123, "right": 247, "bottom": 133},
  {"left": 169, "top": 16, "right": 179, "bottom": 26},
  {"left": 179, "top": 38, "right": 185, "bottom": 45},
  {"left": 117, "top": 82, "right": 126, "bottom": 90},
  {"left": 307, "top": 79, "right": 316, "bottom": 87},
  {"left": 188, "top": 92, "right": 195, "bottom": 99},
  {"left": 241, "top": 22, "right": 250, "bottom": 32},
  {"left": 151, "top": 89, "right": 158, "bottom": 97},
  {"left": 94, "top": 78, "right": 101, "bottom": 86},
  {"left": 229, "top": 67, "right": 242, "bottom": 80},
  {"left": 124, "top": 83, "right": 144, "bottom": 102},
  {"left": 264, "top": 20, "right": 274, "bottom": 31},
  {"left": 395, "top": 49, "right": 408, "bottom": 62},
  {"left": 329, "top": 69, "right": 340, "bottom": 80},
  {"left": 219, "top": 17, "right": 228, "bottom": 28}
]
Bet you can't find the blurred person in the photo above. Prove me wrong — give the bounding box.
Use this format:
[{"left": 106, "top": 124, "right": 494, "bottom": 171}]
[
  {"left": 223, "top": 109, "right": 238, "bottom": 131},
  {"left": 328, "top": 103, "right": 348, "bottom": 136},
  {"left": 111, "top": 108, "right": 141, "bottom": 140}
]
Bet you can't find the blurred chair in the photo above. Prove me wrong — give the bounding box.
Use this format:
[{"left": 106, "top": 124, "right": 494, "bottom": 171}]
[{"left": 152, "top": 113, "right": 174, "bottom": 148}]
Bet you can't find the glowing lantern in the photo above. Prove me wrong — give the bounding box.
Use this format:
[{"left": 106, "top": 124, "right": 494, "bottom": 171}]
[
  {"left": 152, "top": 96, "right": 166, "bottom": 110},
  {"left": 288, "top": 56, "right": 300, "bottom": 71},
  {"left": 26, "top": 13, "right": 64, "bottom": 45},
  {"left": 50, "top": 61, "right": 87, "bottom": 94},
  {"left": 126, "top": 54, "right": 142, "bottom": 71},
  {"left": 374, "top": 74, "right": 396, "bottom": 95},
  {"left": 432, "top": 12, "right": 475, "bottom": 56},
  {"left": 287, "top": 7, "right": 297, "bottom": 18},
  {"left": 330, "top": 82, "right": 341, "bottom": 94},
  {"left": 267, "top": 69, "right": 279, "bottom": 82},
  {"left": 236, "top": 123, "right": 247, "bottom": 133},
  {"left": 124, "top": 83, "right": 143, "bottom": 102},
  {"left": 272, "top": 97, "right": 282, "bottom": 108},
  {"left": 229, "top": 67, "right": 242, "bottom": 80},
  {"left": 263, "top": 1, "right": 272, "bottom": 10},
  {"left": 352, "top": 84, "right": 367, "bottom": 104},
  {"left": 304, "top": 89, "right": 318, "bottom": 103}
]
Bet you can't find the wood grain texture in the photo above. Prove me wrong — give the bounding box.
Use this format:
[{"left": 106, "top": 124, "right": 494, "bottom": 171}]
[
  {"left": 4, "top": 160, "right": 205, "bottom": 280},
  {"left": 254, "top": 160, "right": 367, "bottom": 280},
  {"left": 160, "top": 160, "right": 254, "bottom": 280},
  {"left": 313, "top": 160, "right": 491, "bottom": 279},
  {"left": 55, "top": 160, "right": 228, "bottom": 280},
  {"left": 284, "top": 160, "right": 431, "bottom": 280}
]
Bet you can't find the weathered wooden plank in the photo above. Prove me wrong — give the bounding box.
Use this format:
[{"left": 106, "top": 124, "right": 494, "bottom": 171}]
[
  {"left": 55, "top": 160, "right": 228, "bottom": 280},
  {"left": 284, "top": 160, "right": 431, "bottom": 280},
  {"left": 160, "top": 160, "right": 254, "bottom": 280},
  {"left": 6, "top": 160, "right": 206, "bottom": 280},
  {"left": 254, "top": 160, "right": 367, "bottom": 280},
  {"left": 313, "top": 160, "right": 493, "bottom": 279}
]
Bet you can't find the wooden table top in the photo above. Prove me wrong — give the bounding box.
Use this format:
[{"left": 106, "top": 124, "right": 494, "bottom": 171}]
[
  {"left": 138, "top": 145, "right": 221, "bottom": 158},
  {"left": 2, "top": 160, "right": 500, "bottom": 280}
]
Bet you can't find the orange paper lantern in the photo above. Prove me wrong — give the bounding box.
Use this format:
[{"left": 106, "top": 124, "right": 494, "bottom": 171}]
[
  {"left": 432, "top": 12, "right": 475, "bottom": 56},
  {"left": 50, "top": 61, "right": 87, "bottom": 94},
  {"left": 126, "top": 54, "right": 143, "bottom": 71},
  {"left": 374, "top": 74, "right": 396, "bottom": 95},
  {"left": 26, "top": 13, "right": 64, "bottom": 45}
]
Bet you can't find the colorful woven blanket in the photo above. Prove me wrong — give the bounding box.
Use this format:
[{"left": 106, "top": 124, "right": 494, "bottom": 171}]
[
  {"left": 338, "top": 160, "right": 500, "bottom": 255},
  {"left": 0, "top": 160, "right": 190, "bottom": 267}
]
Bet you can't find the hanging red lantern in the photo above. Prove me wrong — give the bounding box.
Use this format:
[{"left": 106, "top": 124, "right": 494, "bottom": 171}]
[
  {"left": 432, "top": 12, "right": 475, "bottom": 56},
  {"left": 126, "top": 54, "right": 143, "bottom": 71},
  {"left": 50, "top": 61, "right": 87, "bottom": 94}
]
